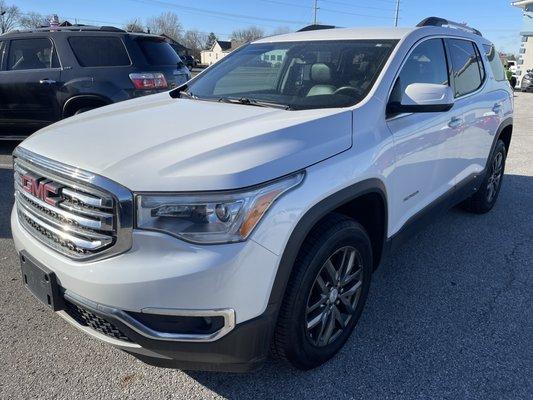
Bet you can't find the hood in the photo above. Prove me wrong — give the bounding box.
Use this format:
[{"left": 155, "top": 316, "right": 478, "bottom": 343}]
[{"left": 21, "top": 93, "right": 352, "bottom": 191}]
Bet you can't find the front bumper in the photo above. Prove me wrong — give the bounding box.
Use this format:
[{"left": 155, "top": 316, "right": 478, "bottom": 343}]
[{"left": 12, "top": 206, "right": 281, "bottom": 371}]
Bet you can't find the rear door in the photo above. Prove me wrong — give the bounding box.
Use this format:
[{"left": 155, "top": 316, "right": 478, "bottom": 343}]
[
  {"left": 445, "top": 39, "right": 498, "bottom": 184},
  {"left": 0, "top": 37, "right": 62, "bottom": 138}
]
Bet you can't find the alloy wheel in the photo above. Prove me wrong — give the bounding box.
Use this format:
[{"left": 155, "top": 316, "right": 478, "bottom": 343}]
[
  {"left": 487, "top": 151, "right": 504, "bottom": 202},
  {"left": 305, "top": 246, "right": 364, "bottom": 347}
]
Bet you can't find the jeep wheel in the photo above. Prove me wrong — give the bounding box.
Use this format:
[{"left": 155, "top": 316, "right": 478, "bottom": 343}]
[
  {"left": 462, "top": 139, "right": 506, "bottom": 214},
  {"left": 272, "top": 214, "right": 372, "bottom": 370}
]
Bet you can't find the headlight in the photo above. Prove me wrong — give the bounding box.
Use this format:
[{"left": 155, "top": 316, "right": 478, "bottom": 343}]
[{"left": 136, "top": 172, "right": 304, "bottom": 244}]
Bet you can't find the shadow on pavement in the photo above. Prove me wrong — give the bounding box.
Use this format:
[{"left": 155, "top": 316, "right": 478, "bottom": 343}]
[{"left": 187, "top": 174, "right": 533, "bottom": 399}]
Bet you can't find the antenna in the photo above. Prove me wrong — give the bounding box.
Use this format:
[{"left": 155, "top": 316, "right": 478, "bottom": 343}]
[{"left": 394, "top": 0, "right": 400, "bottom": 27}]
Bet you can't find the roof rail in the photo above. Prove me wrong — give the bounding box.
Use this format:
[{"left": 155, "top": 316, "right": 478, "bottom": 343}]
[
  {"left": 417, "top": 17, "right": 482, "bottom": 37},
  {"left": 298, "top": 24, "right": 336, "bottom": 32},
  {"left": 8, "top": 25, "right": 126, "bottom": 34}
]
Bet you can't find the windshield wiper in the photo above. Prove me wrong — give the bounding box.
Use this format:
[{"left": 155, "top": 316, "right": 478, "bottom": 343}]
[
  {"left": 178, "top": 90, "right": 198, "bottom": 100},
  {"left": 218, "top": 97, "right": 291, "bottom": 110}
]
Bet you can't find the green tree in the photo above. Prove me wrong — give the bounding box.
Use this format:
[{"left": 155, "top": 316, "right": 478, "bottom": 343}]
[{"left": 205, "top": 32, "right": 217, "bottom": 50}]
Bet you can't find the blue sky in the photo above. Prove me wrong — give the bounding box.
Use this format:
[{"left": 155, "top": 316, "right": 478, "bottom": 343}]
[{"left": 12, "top": 0, "right": 524, "bottom": 53}]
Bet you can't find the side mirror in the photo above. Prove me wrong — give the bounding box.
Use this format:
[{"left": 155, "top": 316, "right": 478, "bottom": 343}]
[{"left": 389, "top": 83, "right": 454, "bottom": 114}]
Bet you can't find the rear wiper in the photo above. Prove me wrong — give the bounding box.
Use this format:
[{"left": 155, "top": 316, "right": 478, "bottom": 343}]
[{"left": 218, "top": 97, "right": 291, "bottom": 110}]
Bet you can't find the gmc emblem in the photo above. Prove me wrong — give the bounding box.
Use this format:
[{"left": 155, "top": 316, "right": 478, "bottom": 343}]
[{"left": 21, "top": 174, "right": 61, "bottom": 207}]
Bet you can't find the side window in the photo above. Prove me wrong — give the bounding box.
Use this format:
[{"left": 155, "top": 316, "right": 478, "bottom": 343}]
[
  {"left": 68, "top": 36, "right": 130, "bottom": 67},
  {"left": 390, "top": 38, "right": 449, "bottom": 104},
  {"left": 483, "top": 44, "right": 506, "bottom": 81},
  {"left": 7, "top": 38, "right": 58, "bottom": 70},
  {"left": 447, "top": 39, "right": 484, "bottom": 97}
]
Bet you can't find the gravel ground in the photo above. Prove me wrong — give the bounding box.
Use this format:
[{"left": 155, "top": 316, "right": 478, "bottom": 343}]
[{"left": 0, "top": 93, "right": 531, "bottom": 400}]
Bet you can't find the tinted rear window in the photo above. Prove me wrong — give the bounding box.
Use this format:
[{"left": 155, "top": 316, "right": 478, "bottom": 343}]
[
  {"left": 137, "top": 39, "right": 180, "bottom": 65},
  {"left": 69, "top": 36, "right": 130, "bottom": 67},
  {"left": 448, "top": 39, "right": 484, "bottom": 97},
  {"left": 483, "top": 44, "right": 506, "bottom": 81}
]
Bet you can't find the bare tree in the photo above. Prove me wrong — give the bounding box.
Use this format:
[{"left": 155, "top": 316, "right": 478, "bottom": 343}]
[
  {"left": 18, "top": 11, "right": 48, "bottom": 29},
  {"left": 182, "top": 29, "right": 207, "bottom": 59},
  {"left": 0, "top": 0, "right": 20, "bottom": 34},
  {"left": 230, "top": 26, "right": 264, "bottom": 46},
  {"left": 124, "top": 18, "right": 144, "bottom": 32},
  {"left": 271, "top": 26, "right": 291, "bottom": 36},
  {"left": 146, "top": 12, "right": 182, "bottom": 41}
]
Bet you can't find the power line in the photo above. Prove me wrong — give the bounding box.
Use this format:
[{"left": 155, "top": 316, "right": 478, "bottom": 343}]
[
  {"left": 320, "top": 0, "right": 395, "bottom": 11},
  {"left": 127, "top": 0, "right": 308, "bottom": 25}
]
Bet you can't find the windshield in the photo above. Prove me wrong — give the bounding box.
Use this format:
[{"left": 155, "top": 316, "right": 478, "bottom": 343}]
[{"left": 182, "top": 40, "right": 397, "bottom": 110}]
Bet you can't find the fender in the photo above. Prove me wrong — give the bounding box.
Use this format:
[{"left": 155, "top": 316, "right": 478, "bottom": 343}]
[
  {"left": 267, "top": 178, "right": 388, "bottom": 307},
  {"left": 487, "top": 117, "right": 513, "bottom": 169}
]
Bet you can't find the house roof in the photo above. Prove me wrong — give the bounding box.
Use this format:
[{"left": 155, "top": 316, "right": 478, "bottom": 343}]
[{"left": 216, "top": 40, "right": 232, "bottom": 51}]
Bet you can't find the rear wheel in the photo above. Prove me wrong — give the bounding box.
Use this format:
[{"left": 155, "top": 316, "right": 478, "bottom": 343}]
[
  {"left": 462, "top": 139, "right": 506, "bottom": 214},
  {"left": 272, "top": 214, "right": 373, "bottom": 370}
]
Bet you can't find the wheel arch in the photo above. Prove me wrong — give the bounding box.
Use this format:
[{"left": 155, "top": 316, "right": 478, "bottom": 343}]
[
  {"left": 267, "top": 178, "right": 388, "bottom": 307},
  {"left": 62, "top": 95, "right": 111, "bottom": 118}
]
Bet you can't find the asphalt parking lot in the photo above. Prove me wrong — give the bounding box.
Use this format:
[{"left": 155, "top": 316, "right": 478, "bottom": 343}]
[{"left": 0, "top": 93, "right": 532, "bottom": 400}]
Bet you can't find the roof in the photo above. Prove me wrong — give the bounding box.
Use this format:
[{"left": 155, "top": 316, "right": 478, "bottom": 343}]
[
  {"left": 254, "top": 27, "right": 416, "bottom": 43},
  {"left": 0, "top": 26, "right": 162, "bottom": 39},
  {"left": 254, "top": 24, "right": 488, "bottom": 44},
  {"left": 215, "top": 40, "right": 232, "bottom": 51}
]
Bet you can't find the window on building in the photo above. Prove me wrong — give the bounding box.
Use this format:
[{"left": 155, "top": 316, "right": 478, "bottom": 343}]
[
  {"left": 483, "top": 44, "right": 506, "bottom": 81},
  {"left": 447, "top": 39, "right": 485, "bottom": 97},
  {"left": 522, "top": 36, "right": 529, "bottom": 43},
  {"left": 277, "top": 55, "right": 282, "bottom": 61},
  {"left": 69, "top": 36, "right": 130, "bottom": 67},
  {"left": 7, "top": 38, "right": 59, "bottom": 70}
]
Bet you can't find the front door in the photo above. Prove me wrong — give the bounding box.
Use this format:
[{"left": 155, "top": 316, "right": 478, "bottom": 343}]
[
  {"left": 0, "top": 37, "right": 61, "bottom": 138},
  {"left": 386, "top": 38, "right": 462, "bottom": 233}
]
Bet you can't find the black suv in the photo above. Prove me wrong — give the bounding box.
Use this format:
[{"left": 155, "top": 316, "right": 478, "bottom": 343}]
[{"left": 0, "top": 26, "right": 191, "bottom": 139}]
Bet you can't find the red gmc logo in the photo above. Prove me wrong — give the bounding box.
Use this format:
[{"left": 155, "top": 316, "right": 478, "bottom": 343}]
[{"left": 21, "top": 174, "right": 60, "bottom": 206}]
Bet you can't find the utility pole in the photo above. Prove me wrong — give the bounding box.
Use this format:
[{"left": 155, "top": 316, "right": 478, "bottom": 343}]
[
  {"left": 313, "top": 0, "right": 319, "bottom": 25},
  {"left": 394, "top": 0, "right": 400, "bottom": 27}
]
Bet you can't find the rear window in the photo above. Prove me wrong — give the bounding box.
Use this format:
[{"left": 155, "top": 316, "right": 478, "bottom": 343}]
[
  {"left": 68, "top": 36, "right": 130, "bottom": 67},
  {"left": 483, "top": 44, "right": 506, "bottom": 81},
  {"left": 447, "top": 39, "right": 485, "bottom": 97},
  {"left": 137, "top": 39, "right": 180, "bottom": 65}
]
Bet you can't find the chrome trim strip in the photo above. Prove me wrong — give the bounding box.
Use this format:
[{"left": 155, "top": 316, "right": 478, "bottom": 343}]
[
  {"left": 17, "top": 204, "right": 111, "bottom": 250},
  {"left": 15, "top": 185, "right": 113, "bottom": 232},
  {"left": 14, "top": 147, "right": 133, "bottom": 261},
  {"left": 65, "top": 291, "right": 236, "bottom": 343},
  {"left": 57, "top": 310, "right": 142, "bottom": 349},
  {"left": 62, "top": 187, "right": 113, "bottom": 209}
]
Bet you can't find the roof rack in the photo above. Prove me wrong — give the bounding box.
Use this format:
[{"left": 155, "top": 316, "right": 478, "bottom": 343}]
[
  {"left": 417, "top": 17, "right": 482, "bottom": 37},
  {"left": 298, "top": 24, "right": 336, "bottom": 32},
  {"left": 7, "top": 25, "right": 126, "bottom": 34}
]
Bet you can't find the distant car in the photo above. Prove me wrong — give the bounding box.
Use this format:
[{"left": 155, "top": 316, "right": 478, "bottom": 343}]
[
  {"left": 179, "top": 55, "right": 196, "bottom": 70},
  {"left": 507, "top": 60, "right": 517, "bottom": 74},
  {"left": 0, "top": 25, "right": 191, "bottom": 139},
  {"left": 521, "top": 70, "right": 533, "bottom": 92}
]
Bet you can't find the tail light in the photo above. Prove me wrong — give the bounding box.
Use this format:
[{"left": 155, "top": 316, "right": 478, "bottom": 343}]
[{"left": 129, "top": 72, "right": 168, "bottom": 90}]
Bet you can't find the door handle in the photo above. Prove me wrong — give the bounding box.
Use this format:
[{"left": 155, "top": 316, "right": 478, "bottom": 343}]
[
  {"left": 492, "top": 103, "right": 502, "bottom": 114},
  {"left": 448, "top": 116, "right": 462, "bottom": 129},
  {"left": 39, "top": 79, "right": 56, "bottom": 85}
]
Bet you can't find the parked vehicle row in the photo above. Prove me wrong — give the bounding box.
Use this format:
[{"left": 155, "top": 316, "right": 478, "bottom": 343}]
[
  {"left": 11, "top": 17, "right": 514, "bottom": 372},
  {"left": 0, "top": 26, "right": 191, "bottom": 139}
]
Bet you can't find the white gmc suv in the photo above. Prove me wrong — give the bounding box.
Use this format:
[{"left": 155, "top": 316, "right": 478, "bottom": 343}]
[{"left": 11, "top": 18, "right": 513, "bottom": 372}]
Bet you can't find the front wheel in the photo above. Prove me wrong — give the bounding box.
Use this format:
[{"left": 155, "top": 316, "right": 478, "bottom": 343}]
[{"left": 271, "top": 214, "right": 373, "bottom": 370}]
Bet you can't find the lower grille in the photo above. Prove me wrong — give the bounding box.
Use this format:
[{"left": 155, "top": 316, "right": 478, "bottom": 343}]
[{"left": 64, "top": 300, "right": 134, "bottom": 343}]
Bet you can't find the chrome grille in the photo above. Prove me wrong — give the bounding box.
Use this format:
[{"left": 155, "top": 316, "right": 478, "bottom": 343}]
[{"left": 13, "top": 147, "right": 133, "bottom": 261}]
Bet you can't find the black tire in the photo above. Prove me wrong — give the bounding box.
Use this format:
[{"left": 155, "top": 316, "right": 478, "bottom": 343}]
[
  {"left": 271, "top": 213, "right": 373, "bottom": 370},
  {"left": 462, "top": 139, "right": 506, "bottom": 214}
]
